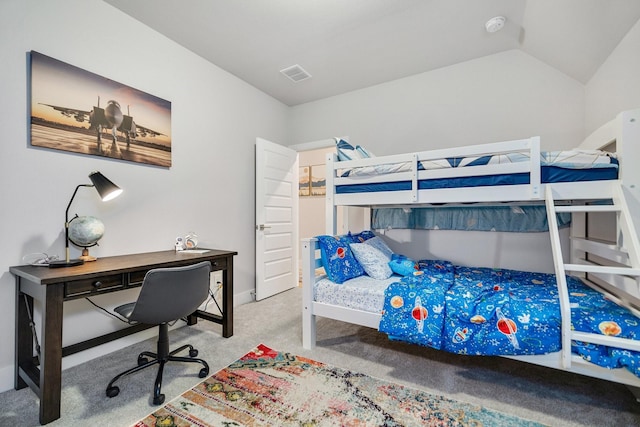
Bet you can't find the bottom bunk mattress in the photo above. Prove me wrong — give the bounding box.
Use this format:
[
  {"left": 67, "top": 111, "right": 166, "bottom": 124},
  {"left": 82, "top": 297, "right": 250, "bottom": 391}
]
[{"left": 313, "top": 261, "right": 640, "bottom": 377}]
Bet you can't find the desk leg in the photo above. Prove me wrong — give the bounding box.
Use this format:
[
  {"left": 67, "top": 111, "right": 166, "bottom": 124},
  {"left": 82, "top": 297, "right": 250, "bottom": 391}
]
[
  {"left": 14, "top": 279, "right": 32, "bottom": 390},
  {"left": 222, "top": 258, "right": 233, "bottom": 338},
  {"left": 39, "top": 283, "right": 64, "bottom": 424}
]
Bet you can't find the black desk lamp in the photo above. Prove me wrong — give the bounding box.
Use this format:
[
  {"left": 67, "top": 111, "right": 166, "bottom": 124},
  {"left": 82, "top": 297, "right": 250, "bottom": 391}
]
[{"left": 49, "top": 171, "right": 123, "bottom": 268}]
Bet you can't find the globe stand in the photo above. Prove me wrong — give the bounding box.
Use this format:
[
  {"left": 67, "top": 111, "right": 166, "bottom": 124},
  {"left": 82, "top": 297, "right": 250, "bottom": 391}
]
[{"left": 79, "top": 247, "right": 97, "bottom": 262}]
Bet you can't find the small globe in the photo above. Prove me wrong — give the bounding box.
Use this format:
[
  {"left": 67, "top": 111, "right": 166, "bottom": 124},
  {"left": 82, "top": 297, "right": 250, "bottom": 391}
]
[{"left": 68, "top": 216, "right": 105, "bottom": 247}]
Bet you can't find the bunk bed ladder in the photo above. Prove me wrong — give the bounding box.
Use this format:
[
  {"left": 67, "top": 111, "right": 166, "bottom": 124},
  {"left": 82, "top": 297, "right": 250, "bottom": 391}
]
[
  {"left": 546, "top": 183, "right": 640, "bottom": 372},
  {"left": 544, "top": 187, "right": 573, "bottom": 369}
]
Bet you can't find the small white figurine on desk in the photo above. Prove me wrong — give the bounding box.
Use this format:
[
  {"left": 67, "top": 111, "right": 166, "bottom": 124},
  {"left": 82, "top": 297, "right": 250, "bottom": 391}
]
[{"left": 175, "top": 236, "right": 185, "bottom": 251}]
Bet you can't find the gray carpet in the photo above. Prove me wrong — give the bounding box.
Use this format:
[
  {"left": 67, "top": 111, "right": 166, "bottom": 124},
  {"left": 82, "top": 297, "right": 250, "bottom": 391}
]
[{"left": 1, "top": 287, "right": 640, "bottom": 426}]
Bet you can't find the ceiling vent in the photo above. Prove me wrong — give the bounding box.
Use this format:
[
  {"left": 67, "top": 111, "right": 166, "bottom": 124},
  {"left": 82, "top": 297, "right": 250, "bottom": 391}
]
[{"left": 280, "top": 64, "right": 312, "bottom": 82}]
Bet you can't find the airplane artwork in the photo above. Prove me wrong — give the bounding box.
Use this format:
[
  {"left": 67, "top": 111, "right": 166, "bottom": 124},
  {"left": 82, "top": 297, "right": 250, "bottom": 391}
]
[
  {"left": 40, "top": 96, "right": 164, "bottom": 146},
  {"left": 30, "top": 50, "right": 172, "bottom": 167}
]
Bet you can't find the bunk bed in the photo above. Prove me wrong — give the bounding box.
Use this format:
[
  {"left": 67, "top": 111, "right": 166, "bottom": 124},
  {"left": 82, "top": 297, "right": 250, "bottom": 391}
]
[{"left": 301, "top": 108, "right": 640, "bottom": 396}]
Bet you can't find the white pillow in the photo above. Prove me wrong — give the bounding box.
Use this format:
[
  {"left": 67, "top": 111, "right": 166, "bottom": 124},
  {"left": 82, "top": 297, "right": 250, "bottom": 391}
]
[
  {"left": 336, "top": 138, "right": 364, "bottom": 161},
  {"left": 349, "top": 243, "right": 393, "bottom": 280},
  {"left": 363, "top": 236, "right": 393, "bottom": 260}
]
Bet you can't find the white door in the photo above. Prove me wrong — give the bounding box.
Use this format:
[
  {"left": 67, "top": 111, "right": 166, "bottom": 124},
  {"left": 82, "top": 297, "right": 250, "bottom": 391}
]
[{"left": 255, "top": 138, "right": 298, "bottom": 300}]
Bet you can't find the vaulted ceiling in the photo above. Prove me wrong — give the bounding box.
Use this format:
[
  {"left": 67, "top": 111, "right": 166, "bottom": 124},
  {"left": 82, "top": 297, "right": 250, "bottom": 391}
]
[{"left": 104, "top": 0, "right": 640, "bottom": 106}]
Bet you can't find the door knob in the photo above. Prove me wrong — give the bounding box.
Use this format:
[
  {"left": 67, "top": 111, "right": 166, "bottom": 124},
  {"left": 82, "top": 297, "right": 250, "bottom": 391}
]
[{"left": 257, "top": 224, "right": 271, "bottom": 231}]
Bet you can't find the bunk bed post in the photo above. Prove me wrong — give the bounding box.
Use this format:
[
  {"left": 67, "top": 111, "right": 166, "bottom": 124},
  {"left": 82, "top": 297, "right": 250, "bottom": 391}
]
[
  {"left": 326, "top": 153, "right": 338, "bottom": 234},
  {"left": 617, "top": 109, "right": 640, "bottom": 238},
  {"left": 302, "top": 237, "right": 318, "bottom": 349},
  {"left": 545, "top": 187, "right": 572, "bottom": 369},
  {"left": 529, "top": 136, "right": 541, "bottom": 199},
  {"left": 411, "top": 153, "right": 418, "bottom": 202}
]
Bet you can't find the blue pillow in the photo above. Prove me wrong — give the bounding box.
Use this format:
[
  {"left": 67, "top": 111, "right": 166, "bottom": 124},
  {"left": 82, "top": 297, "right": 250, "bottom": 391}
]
[
  {"left": 316, "top": 235, "right": 365, "bottom": 284},
  {"left": 389, "top": 254, "right": 420, "bottom": 276},
  {"left": 347, "top": 230, "right": 376, "bottom": 243}
]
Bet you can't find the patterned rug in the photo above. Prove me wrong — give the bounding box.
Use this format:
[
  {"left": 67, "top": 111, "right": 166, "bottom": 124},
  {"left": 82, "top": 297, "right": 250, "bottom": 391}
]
[{"left": 133, "top": 344, "right": 545, "bottom": 427}]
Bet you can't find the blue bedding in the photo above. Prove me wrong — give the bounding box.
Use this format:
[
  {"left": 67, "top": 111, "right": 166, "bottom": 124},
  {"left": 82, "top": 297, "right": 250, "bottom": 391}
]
[
  {"left": 336, "top": 166, "right": 618, "bottom": 194},
  {"left": 379, "top": 261, "right": 640, "bottom": 377}
]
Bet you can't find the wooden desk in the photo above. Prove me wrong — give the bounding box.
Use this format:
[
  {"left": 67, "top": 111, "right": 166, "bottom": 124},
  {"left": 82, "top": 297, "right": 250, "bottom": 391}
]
[{"left": 10, "top": 249, "right": 237, "bottom": 425}]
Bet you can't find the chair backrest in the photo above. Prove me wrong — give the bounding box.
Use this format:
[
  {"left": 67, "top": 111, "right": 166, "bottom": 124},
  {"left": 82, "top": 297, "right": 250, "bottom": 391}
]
[{"left": 128, "top": 261, "right": 211, "bottom": 325}]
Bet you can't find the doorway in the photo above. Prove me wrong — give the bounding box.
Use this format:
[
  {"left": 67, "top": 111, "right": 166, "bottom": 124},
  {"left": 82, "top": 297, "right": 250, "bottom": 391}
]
[{"left": 295, "top": 142, "right": 368, "bottom": 283}]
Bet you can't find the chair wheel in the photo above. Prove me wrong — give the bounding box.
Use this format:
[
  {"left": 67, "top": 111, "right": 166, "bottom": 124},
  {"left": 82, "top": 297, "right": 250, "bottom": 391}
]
[
  {"left": 153, "top": 393, "right": 165, "bottom": 405},
  {"left": 106, "top": 386, "right": 120, "bottom": 398},
  {"left": 138, "top": 356, "right": 149, "bottom": 366},
  {"left": 189, "top": 349, "right": 198, "bottom": 357},
  {"left": 199, "top": 367, "right": 209, "bottom": 378}
]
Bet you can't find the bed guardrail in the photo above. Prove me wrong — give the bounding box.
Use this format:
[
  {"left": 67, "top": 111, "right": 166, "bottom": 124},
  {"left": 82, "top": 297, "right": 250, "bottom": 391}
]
[{"left": 326, "top": 136, "right": 542, "bottom": 208}]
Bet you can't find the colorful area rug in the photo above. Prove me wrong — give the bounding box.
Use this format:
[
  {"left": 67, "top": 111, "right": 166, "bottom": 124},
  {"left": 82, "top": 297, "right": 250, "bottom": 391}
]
[{"left": 133, "top": 344, "right": 545, "bottom": 426}]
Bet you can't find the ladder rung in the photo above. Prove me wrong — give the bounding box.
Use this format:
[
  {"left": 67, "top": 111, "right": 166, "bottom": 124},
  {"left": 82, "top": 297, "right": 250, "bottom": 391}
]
[
  {"left": 570, "top": 236, "right": 618, "bottom": 246},
  {"left": 564, "top": 263, "right": 640, "bottom": 276},
  {"left": 554, "top": 205, "right": 619, "bottom": 213},
  {"left": 572, "top": 331, "right": 640, "bottom": 352},
  {"left": 570, "top": 237, "right": 629, "bottom": 263}
]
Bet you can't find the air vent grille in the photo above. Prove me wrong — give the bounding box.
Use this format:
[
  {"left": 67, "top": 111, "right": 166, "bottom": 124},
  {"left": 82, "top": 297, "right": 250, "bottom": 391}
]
[{"left": 280, "top": 64, "right": 312, "bottom": 82}]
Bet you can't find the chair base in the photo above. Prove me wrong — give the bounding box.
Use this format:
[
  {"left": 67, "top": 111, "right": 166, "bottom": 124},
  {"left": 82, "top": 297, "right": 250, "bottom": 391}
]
[{"left": 106, "top": 324, "right": 210, "bottom": 405}]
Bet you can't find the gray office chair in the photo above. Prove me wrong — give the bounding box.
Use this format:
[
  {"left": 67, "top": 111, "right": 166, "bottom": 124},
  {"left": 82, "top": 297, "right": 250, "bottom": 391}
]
[{"left": 106, "top": 261, "right": 212, "bottom": 405}]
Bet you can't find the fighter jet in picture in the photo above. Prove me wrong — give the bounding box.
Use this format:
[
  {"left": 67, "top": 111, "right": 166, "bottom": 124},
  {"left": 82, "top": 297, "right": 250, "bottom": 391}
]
[{"left": 40, "top": 96, "right": 164, "bottom": 145}]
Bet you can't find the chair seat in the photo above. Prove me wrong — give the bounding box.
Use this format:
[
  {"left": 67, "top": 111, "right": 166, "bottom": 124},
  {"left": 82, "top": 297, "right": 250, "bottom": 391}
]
[{"left": 114, "top": 302, "right": 136, "bottom": 321}]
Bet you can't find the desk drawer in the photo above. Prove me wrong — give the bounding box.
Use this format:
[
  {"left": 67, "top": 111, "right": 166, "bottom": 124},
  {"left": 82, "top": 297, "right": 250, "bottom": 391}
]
[
  {"left": 128, "top": 270, "right": 147, "bottom": 286},
  {"left": 65, "top": 274, "right": 124, "bottom": 298},
  {"left": 210, "top": 257, "right": 227, "bottom": 270}
]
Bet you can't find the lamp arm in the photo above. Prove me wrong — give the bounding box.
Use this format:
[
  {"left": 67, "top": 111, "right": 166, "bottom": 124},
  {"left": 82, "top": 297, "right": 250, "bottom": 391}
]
[{"left": 63, "top": 184, "right": 94, "bottom": 262}]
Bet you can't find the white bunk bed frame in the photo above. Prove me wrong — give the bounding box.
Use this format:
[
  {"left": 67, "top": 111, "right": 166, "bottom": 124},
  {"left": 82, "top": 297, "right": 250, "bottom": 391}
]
[{"left": 302, "top": 108, "right": 640, "bottom": 396}]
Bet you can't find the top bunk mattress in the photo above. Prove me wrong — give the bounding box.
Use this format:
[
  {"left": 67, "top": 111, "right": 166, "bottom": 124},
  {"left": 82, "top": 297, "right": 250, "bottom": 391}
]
[{"left": 335, "top": 149, "right": 618, "bottom": 194}]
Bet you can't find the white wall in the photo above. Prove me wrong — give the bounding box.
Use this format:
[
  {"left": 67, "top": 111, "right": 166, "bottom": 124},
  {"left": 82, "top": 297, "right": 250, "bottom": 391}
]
[
  {"left": 376, "top": 228, "right": 570, "bottom": 274},
  {"left": 585, "top": 19, "right": 640, "bottom": 135},
  {"left": 0, "top": 0, "right": 289, "bottom": 393},
  {"left": 289, "top": 49, "right": 585, "bottom": 153},
  {"left": 584, "top": 18, "right": 640, "bottom": 250},
  {"left": 288, "top": 48, "right": 586, "bottom": 272}
]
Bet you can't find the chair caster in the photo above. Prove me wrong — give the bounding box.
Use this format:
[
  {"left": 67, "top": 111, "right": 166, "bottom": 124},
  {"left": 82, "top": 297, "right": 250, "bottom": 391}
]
[
  {"left": 153, "top": 393, "right": 165, "bottom": 405},
  {"left": 106, "top": 386, "right": 120, "bottom": 398},
  {"left": 199, "top": 367, "right": 209, "bottom": 378},
  {"left": 138, "top": 356, "right": 149, "bottom": 365},
  {"left": 189, "top": 349, "right": 198, "bottom": 357}
]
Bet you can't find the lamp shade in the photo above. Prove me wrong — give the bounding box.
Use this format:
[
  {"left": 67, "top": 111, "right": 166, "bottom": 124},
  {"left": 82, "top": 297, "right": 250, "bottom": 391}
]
[{"left": 89, "top": 171, "right": 123, "bottom": 201}]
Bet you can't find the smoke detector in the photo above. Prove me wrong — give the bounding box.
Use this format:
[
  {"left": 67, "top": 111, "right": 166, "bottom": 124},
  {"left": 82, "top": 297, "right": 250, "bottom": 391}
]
[
  {"left": 280, "top": 64, "right": 312, "bottom": 82},
  {"left": 485, "top": 16, "right": 506, "bottom": 33}
]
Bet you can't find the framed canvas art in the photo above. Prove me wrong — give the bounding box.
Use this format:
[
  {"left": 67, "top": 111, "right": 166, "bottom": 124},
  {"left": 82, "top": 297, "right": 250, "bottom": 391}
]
[
  {"left": 29, "top": 51, "right": 172, "bottom": 167},
  {"left": 299, "top": 166, "right": 310, "bottom": 196},
  {"left": 310, "top": 164, "right": 326, "bottom": 196}
]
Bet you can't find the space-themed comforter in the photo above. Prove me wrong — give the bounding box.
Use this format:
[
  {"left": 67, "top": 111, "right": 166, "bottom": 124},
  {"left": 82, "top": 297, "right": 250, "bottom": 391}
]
[{"left": 379, "top": 261, "right": 640, "bottom": 377}]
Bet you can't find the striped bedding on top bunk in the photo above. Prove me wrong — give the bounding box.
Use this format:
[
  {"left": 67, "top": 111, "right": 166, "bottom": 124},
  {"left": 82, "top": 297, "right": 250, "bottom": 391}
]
[{"left": 336, "top": 149, "right": 618, "bottom": 193}]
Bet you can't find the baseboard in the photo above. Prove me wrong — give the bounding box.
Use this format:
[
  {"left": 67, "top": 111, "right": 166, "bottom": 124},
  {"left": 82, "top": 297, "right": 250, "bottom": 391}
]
[
  {"left": 235, "top": 289, "right": 255, "bottom": 306},
  {"left": 0, "top": 365, "right": 14, "bottom": 394}
]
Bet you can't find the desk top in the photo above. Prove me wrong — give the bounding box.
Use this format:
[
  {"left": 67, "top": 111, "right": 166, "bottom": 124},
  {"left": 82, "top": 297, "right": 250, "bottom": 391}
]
[{"left": 10, "top": 249, "right": 237, "bottom": 285}]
